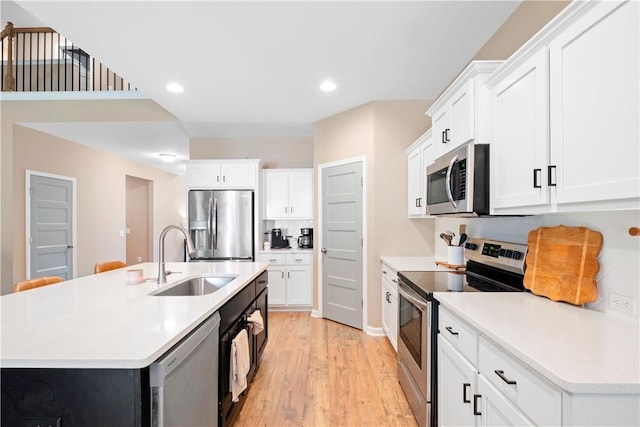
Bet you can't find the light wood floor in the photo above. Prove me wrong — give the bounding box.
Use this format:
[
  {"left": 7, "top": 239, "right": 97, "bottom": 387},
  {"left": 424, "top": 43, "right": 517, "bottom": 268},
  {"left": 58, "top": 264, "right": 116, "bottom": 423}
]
[{"left": 235, "top": 311, "right": 418, "bottom": 427}]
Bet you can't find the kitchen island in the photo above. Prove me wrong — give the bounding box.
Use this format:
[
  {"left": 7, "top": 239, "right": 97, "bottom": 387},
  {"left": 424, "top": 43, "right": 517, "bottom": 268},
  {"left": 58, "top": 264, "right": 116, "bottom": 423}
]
[
  {"left": 1, "top": 261, "right": 267, "bottom": 369},
  {"left": 1, "top": 261, "right": 268, "bottom": 427}
]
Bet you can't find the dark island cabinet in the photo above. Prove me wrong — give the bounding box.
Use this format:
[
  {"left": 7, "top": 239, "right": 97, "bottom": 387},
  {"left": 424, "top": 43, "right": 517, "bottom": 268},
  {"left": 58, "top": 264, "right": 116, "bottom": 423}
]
[{"left": 1, "top": 368, "right": 150, "bottom": 426}]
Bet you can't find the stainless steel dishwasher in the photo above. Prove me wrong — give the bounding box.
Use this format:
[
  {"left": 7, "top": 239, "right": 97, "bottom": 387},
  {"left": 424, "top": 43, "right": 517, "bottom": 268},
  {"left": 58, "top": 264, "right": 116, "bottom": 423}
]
[{"left": 150, "top": 312, "right": 220, "bottom": 427}]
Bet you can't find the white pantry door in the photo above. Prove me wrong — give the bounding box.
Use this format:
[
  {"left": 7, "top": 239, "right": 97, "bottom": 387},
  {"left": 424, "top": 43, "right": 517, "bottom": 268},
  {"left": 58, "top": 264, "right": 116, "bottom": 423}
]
[{"left": 321, "top": 161, "right": 363, "bottom": 330}]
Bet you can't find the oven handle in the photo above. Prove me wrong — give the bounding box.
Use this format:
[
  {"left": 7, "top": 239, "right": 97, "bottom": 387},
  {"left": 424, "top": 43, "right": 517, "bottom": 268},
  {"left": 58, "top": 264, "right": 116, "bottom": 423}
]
[
  {"left": 398, "top": 281, "right": 427, "bottom": 311},
  {"left": 445, "top": 154, "right": 458, "bottom": 209}
]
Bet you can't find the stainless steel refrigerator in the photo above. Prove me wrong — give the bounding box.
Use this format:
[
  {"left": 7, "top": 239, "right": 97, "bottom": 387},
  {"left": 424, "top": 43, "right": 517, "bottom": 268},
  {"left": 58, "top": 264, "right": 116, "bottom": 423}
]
[{"left": 188, "top": 190, "right": 254, "bottom": 260}]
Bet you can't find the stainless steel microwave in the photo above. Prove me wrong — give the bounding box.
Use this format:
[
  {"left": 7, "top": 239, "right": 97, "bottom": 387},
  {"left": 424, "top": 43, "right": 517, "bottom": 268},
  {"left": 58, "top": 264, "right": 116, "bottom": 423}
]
[{"left": 426, "top": 142, "right": 489, "bottom": 216}]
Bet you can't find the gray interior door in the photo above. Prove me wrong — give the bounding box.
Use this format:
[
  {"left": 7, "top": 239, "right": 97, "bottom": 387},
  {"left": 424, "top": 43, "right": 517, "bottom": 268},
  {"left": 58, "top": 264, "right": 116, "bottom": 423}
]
[
  {"left": 321, "top": 161, "right": 363, "bottom": 329},
  {"left": 29, "top": 174, "right": 74, "bottom": 279}
]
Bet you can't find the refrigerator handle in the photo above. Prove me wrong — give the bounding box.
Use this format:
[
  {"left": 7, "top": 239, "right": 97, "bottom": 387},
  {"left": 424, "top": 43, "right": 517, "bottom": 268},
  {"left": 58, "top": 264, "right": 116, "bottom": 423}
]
[
  {"left": 213, "top": 197, "right": 218, "bottom": 250},
  {"left": 207, "top": 197, "right": 214, "bottom": 250}
]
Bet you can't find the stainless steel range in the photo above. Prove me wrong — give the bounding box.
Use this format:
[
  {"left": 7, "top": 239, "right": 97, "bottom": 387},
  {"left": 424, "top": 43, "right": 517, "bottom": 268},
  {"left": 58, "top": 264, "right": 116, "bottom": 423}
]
[{"left": 396, "top": 237, "right": 528, "bottom": 427}]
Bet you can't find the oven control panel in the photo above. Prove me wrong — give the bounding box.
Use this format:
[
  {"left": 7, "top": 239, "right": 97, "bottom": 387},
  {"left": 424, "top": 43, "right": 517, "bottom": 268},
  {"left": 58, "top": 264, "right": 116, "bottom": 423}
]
[{"left": 464, "top": 238, "right": 528, "bottom": 274}]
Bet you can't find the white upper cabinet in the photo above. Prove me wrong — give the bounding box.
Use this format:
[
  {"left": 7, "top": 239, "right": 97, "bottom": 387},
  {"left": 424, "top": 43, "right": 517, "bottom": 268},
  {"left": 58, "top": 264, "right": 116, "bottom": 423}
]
[
  {"left": 263, "top": 169, "right": 313, "bottom": 219},
  {"left": 186, "top": 160, "right": 260, "bottom": 189},
  {"left": 488, "top": 0, "right": 639, "bottom": 214},
  {"left": 406, "top": 129, "right": 433, "bottom": 218},
  {"left": 549, "top": 0, "right": 639, "bottom": 210},
  {"left": 489, "top": 48, "right": 550, "bottom": 212},
  {"left": 427, "top": 61, "right": 503, "bottom": 161}
]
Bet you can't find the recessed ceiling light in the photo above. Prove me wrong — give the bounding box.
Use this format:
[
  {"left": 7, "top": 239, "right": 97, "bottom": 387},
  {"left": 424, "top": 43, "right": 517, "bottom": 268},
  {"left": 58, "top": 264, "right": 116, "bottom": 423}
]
[
  {"left": 159, "top": 153, "right": 177, "bottom": 162},
  {"left": 320, "top": 80, "right": 337, "bottom": 92},
  {"left": 166, "top": 83, "right": 184, "bottom": 93}
]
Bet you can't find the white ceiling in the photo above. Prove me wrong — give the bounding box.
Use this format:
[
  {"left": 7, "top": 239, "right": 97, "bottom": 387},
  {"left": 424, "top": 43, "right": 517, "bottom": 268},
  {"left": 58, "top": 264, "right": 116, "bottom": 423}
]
[{"left": 6, "top": 0, "right": 521, "bottom": 174}]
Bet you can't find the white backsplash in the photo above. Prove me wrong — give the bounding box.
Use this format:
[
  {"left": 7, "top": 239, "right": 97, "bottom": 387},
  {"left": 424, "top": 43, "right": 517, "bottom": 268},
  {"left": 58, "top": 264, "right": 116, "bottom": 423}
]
[
  {"left": 262, "top": 219, "right": 314, "bottom": 247},
  {"left": 435, "top": 210, "right": 640, "bottom": 319}
]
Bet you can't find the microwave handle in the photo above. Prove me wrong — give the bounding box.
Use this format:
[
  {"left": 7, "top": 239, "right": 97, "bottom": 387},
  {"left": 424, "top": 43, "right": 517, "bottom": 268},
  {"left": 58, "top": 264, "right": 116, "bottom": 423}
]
[{"left": 445, "top": 154, "right": 458, "bottom": 209}]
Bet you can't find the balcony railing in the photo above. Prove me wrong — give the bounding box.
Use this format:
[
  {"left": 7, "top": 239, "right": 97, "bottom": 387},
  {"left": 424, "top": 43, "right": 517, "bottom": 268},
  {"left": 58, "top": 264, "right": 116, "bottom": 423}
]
[{"left": 1, "top": 21, "right": 136, "bottom": 92}]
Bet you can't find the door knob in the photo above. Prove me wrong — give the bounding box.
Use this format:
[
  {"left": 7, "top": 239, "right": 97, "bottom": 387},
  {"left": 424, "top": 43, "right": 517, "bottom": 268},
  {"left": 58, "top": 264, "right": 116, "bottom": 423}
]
[
  {"left": 67, "top": 244, "right": 74, "bottom": 249},
  {"left": 321, "top": 248, "right": 327, "bottom": 253}
]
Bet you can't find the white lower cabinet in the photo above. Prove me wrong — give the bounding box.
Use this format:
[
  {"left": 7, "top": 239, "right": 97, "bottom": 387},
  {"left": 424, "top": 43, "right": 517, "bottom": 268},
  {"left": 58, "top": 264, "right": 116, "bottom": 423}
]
[
  {"left": 259, "top": 252, "right": 312, "bottom": 308},
  {"left": 477, "top": 374, "right": 534, "bottom": 426},
  {"left": 438, "top": 306, "right": 560, "bottom": 427},
  {"left": 438, "top": 335, "right": 478, "bottom": 427},
  {"left": 380, "top": 262, "right": 398, "bottom": 351},
  {"left": 438, "top": 305, "right": 638, "bottom": 426}
]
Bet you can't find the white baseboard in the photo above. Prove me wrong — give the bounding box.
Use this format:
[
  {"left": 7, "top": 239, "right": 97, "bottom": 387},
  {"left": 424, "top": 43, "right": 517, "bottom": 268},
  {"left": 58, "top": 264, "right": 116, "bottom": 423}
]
[{"left": 365, "top": 325, "right": 385, "bottom": 336}]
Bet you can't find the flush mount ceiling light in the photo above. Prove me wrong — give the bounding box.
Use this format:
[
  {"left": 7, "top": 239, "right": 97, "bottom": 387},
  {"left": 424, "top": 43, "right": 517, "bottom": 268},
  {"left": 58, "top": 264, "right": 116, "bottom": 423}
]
[
  {"left": 319, "top": 80, "right": 337, "bottom": 92},
  {"left": 159, "top": 153, "right": 177, "bottom": 162},
  {"left": 165, "top": 82, "right": 184, "bottom": 93}
]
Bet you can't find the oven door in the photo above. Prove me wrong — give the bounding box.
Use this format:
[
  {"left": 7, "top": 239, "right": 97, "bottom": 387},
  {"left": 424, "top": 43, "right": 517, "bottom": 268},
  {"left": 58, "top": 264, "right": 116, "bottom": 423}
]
[{"left": 397, "top": 279, "right": 430, "bottom": 400}]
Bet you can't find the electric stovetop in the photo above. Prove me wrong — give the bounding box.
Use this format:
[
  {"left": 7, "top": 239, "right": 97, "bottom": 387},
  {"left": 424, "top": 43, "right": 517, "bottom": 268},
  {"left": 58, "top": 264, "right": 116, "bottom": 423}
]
[{"left": 398, "top": 238, "right": 529, "bottom": 300}]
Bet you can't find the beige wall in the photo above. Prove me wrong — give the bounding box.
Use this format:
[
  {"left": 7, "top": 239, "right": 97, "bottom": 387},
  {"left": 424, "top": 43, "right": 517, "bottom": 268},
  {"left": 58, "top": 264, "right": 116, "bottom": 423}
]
[
  {"left": 10, "top": 126, "right": 185, "bottom": 293},
  {"left": 313, "top": 100, "right": 433, "bottom": 328},
  {"left": 190, "top": 137, "right": 313, "bottom": 169},
  {"left": 472, "top": 0, "right": 571, "bottom": 61},
  {"left": 1, "top": 99, "right": 183, "bottom": 294}
]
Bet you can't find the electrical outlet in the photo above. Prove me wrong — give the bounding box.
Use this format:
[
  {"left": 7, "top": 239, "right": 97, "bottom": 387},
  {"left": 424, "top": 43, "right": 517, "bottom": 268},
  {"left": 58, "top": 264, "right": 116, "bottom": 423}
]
[
  {"left": 609, "top": 293, "right": 636, "bottom": 314},
  {"left": 137, "top": 256, "right": 142, "bottom": 262}
]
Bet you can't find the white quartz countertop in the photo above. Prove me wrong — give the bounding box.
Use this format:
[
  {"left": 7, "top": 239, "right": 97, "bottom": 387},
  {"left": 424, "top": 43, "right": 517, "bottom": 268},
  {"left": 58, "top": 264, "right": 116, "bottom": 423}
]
[
  {"left": 380, "top": 256, "right": 452, "bottom": 272},
  {"left": 435, "top": 292, "right": 640, "bottom": 394},
  {"left": 0, "top": 261, "right": 268, "bottom": 369}
]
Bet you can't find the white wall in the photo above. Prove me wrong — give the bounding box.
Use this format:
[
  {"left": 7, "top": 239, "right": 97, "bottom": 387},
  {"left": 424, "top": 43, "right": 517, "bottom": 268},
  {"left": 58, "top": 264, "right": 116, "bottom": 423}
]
[{"left": 434, "top": 210, "right": 640, "bottom": 319}]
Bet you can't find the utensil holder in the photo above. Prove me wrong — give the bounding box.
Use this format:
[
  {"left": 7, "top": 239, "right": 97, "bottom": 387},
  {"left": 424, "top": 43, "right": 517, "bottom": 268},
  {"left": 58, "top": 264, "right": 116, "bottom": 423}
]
[{"left": 447, "top": 246, "right": 464, "bottom": 266}]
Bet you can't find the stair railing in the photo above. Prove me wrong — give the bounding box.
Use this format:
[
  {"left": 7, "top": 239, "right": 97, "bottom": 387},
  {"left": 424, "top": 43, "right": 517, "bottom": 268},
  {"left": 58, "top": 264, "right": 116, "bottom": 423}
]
[{"left": 1, "top": 21, "right": 135, "bottom": 92}]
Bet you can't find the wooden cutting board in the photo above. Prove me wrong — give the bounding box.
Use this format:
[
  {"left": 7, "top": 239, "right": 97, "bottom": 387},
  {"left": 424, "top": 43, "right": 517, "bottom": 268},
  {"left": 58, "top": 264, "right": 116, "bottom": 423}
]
[{"left": 524, "top": 225, "right": 603, "bottom": 305}]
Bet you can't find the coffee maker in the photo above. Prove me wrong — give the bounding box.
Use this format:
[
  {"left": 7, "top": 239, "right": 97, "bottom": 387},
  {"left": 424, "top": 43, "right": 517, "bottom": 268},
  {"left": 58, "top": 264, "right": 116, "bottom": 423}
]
[
  {"left": 270, "top": 228, "right": 289, "bottom": 248},
  {"left": 297, "top": 228, "right": 313, "bottom": 248}
]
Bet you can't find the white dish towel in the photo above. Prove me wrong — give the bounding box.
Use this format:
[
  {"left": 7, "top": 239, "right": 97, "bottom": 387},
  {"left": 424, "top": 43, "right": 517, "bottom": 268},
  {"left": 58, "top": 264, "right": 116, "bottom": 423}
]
[
  {"left": 230, "top": 329, "right": 250, "bottom": 403},
  {"left": 247, "top": 309, "right": 264, "bottom": 335}
]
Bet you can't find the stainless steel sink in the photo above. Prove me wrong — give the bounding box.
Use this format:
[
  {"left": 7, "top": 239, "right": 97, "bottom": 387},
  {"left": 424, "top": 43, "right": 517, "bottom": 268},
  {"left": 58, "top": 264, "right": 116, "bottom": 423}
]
[{"left": 150, "top": 276, "right": 236, "bottom": 296}]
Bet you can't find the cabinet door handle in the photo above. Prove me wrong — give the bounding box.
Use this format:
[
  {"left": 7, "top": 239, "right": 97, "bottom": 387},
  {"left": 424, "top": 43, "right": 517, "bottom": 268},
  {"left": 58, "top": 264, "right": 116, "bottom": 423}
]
[
  {"left": 288, "top": 272, "right": 290, "bottom": 279},
  {"left": 290, "top": 206, "right": 294, "bottom": 213},
  {"left": 441, "top": 130, "right": 446, "bottom": 144},
  {"left": 533, "top": 168, "right": 542, "bottom": 188},
  {"left": 217, "top": 175, "right": 220, "bottom": 183},
  {"left": 445, "top": 326, "right": 459, "bottom": 336},
  {"left": 223, "top": 175, "right": 226, "bottom": 183},
  {"left": 284, "top": 206, "right": 288, "bottom": 213},
  {"left": 463, "top": 383, "right": 471, "bottom": 403},
  {"left": 385, "top": 292, "right": 390, "bottom": 303},
  {"left": 495, "top": 369, "right": 517, "bottom": 385},
  {"left": 281, "top": 272, "right": 284, "bottom": 278},
  {"left": 547, "top": 165, "right": 557, "bottom": 187},
  {"left": 391, "top": 278, "right": 397, "bottom": 284},
  {"left": 269, "top": 259, "right": 277, "bottom": 262},
  {"left": 444, "top": 128, "right": 450, "bottom": 143},
  {"left": 382, "top": 270, "right": 387, "bottom": 275},
  {"left": 294, "top": 258, "right": 302, "bottom": 262},
  {"left": 473, "top": 394, "right": 482, "bottom": 416}
]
